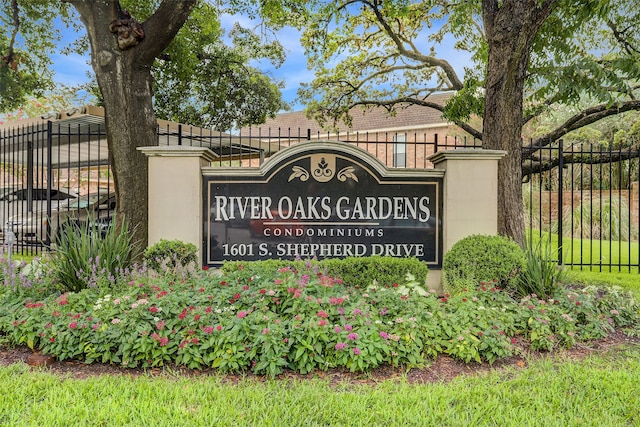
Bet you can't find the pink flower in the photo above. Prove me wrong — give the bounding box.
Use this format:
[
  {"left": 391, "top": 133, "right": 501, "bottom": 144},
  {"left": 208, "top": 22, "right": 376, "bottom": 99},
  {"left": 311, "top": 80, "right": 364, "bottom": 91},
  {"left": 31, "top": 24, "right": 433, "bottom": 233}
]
[
  {"left": 348, "top": 333, "right": 358, "bottom": 341},
  {"left": 335, "top": 342, "right": 346, "bottom": 350},
  {"left": 111, "top": 318, "right": 121, "bottom": 324},
  {"left": 353, "top": 347, "right": 361, "bottom": 355},
  {"left": 334, "top": 326, "right": 342, "bottom": 333},
  {"left": 262, "top": 328, "right": 270, "bottom": 334},
  {"left": 379, "top": 331, "right": 389, "bottom": 340},
  {"left": 203, "top": 326, "right": 214, "bottom": 334},
  {"left": 237, "top": 311, "right": 248, "bottom": 318},
  {"left": 149, "top": 306, "right": 159, "bottom": 313},
  {"left": 191, "top": 338, "right": 199, "bottom": 344},
  {"left": 344, "top": 324, "right": 353, "bottom": 331},
  {"left": 194, "top": 314, "right": 201, "bottom": 321},
  {"left": 156, "top": 321, "right": 166, "bottom": 330},
  {"left": 69, "top": 322, "right": 78, "bottom": 330},
  {"left": 318, "top": 320, "right": 328, "bottom": 326},
  {"left": 611, "top": 309, "right": 619, "bottom": 315},
  {"left": 317, "top": 310, "right": 328, "bottom": 318},
  {"left": 216, "top": 325, "right": 223, "bottom": 331}
]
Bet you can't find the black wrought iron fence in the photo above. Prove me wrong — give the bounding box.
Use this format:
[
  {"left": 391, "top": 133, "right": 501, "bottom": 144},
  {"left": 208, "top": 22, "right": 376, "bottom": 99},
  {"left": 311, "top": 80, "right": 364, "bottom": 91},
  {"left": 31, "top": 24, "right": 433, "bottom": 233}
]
[
  {"left": 6, "top": 116, "right": 636, "bottom": 272},
  {"left": 523, "top": 139, "right": 640, "bottom": 272}
]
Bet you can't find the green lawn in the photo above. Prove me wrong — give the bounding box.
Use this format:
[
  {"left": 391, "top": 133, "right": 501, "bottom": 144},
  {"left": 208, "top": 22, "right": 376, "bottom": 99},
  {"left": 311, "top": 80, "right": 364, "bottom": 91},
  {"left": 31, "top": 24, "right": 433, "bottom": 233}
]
[
  {"left": 1, "top": 344, "right": 639, "bottom": 427},
  {"left": 528, "top": 230, "right": 639, "bottom": 273}
]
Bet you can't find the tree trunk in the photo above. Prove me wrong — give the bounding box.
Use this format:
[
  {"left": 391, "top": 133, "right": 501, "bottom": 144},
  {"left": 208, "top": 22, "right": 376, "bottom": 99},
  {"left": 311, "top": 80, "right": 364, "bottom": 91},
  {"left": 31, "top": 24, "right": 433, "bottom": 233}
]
[
  {"left": 69, "top": 0, "right": 196, "bottom": 255},
  {"left": 482, "top": 0, "right": 556, "bottom": 247}
]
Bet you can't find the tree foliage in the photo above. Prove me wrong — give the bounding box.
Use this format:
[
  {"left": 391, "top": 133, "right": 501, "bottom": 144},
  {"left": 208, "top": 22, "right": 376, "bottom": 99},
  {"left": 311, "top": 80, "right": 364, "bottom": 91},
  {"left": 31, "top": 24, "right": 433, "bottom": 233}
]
[
  {"left": 294, "top": 0, "right": 640, "bottom": 245},
  {"left": 0, "top": 1, "right": 73, "bottom": 111}
]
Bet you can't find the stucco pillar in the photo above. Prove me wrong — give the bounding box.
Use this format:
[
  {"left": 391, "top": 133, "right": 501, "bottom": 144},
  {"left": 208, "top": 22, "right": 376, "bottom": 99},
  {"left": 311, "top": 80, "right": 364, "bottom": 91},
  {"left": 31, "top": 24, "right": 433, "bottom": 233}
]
[
  {"left": 138, "top": 146, "right": 217, "bottom": 265},
  {"left": 427, "top": 149, "right": 507, "bottom": 291}
]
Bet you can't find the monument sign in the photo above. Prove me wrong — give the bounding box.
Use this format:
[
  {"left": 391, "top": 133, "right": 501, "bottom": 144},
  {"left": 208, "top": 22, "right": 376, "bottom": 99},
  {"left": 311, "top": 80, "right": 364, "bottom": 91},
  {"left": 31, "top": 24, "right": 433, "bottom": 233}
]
[{"left": 204, "top": 142, "right": 442, "bottom": 267}]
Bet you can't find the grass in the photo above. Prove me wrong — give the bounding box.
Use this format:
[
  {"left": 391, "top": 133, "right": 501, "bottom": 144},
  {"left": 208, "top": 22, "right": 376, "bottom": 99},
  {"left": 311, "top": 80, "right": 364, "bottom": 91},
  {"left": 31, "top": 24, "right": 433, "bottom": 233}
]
[
  {"left": 528, "top": 230, "right": 639, "bottom": 273},
  {"left": 0, "top": 345, "right": 639, "bottom": 426}
]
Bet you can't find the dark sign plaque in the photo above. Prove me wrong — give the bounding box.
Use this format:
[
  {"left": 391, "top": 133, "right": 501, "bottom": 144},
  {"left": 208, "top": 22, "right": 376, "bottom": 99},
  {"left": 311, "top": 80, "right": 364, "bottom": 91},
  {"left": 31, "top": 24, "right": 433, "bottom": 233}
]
[{"left": 204, "top": 142, "right": 443, "bottom": 267}]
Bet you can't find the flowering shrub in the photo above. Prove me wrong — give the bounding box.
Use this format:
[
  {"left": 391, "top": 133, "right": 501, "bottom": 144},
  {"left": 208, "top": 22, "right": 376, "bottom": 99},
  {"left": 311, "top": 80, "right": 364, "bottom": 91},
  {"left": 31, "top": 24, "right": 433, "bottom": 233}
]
[{"left": 0, "top": 259, "right": 639, "bottom": 377}]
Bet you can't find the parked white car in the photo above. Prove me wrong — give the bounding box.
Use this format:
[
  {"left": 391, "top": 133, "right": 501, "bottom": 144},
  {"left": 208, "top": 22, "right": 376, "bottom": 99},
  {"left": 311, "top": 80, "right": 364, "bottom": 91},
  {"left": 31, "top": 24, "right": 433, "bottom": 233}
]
[{"left": 7, "top": 190, "right": 115, "bottom": 244}]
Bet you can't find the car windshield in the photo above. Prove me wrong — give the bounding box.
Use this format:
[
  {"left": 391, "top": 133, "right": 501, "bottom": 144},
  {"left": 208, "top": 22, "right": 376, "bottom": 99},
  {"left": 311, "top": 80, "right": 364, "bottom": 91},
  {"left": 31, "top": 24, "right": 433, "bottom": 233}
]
[{"left": 66, "top": 193, "right": 104, "bottom": 209}]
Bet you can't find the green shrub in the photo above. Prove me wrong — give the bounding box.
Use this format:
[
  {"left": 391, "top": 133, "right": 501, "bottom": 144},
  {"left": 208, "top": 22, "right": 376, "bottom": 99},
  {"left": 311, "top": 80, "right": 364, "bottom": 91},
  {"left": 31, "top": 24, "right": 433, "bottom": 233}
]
[
  {"left": 144, "top": 239, "right": 198, "bottom": 272},
  {"left": 443, "top": 234, "right": 526, "bottom": 294},
  {"left": 512, "top": 239, "right": 573, "bottom": 298},
  {"left": 321, "top": 256, "right": 428, "bottom": 288},
  {"left": 49, "top": 218, "right": 136, "bottom": 292},
  {"left": 222, "top": 256, "right": 428, "bottom": 288}
]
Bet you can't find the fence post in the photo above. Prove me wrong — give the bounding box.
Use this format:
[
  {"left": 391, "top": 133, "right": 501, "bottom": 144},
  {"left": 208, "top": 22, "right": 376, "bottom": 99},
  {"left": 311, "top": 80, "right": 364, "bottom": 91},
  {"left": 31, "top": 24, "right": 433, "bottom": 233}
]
[
  {"left": 46, "top": 121, "right": 54, "bottom": 245},
  {"left": 557, "top": 139, "right": 563, "bottom": 265}
]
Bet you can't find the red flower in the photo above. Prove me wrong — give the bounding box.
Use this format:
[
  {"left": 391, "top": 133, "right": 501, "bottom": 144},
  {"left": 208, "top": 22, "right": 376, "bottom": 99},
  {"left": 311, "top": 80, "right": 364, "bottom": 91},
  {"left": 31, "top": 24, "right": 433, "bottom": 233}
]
[
  {"left": 259, "top": 289, "right": 267, "bottom": 294},
  {"left": 242, "top": 285, "right": 250, "bottom": 291},
  {"left": 158, "top": 337, "right": 169, "bottom": 346},
  {"left": 69, "top": 322, "right": 78, "bottom": 330},
  {"left": 178, "top": 309, "right": 187, "bottom": 320},
  {"left": 317, "top": 310, "right": 329, "bottom": 318},
  {"left": 193, "top": 314, "right": 201, "bottom": 321},
  {"left": 149, "top": 306, "right": 159, "bottom": 313},
  {"left": 202, "top": 265, "right": 209, "bottom": 271}
]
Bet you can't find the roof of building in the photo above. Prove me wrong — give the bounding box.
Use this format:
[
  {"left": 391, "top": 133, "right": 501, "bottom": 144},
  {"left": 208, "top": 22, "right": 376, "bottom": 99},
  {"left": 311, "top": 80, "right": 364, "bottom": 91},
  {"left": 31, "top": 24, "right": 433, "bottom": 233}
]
[{"left": 247, "top": 92, "right": 454, "bottom": 135}]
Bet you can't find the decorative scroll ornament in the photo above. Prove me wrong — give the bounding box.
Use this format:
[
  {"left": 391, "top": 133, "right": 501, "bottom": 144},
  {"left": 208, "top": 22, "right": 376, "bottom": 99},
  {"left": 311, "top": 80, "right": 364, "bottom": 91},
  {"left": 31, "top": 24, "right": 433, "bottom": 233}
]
[
  {"left": 288, "top": 166, "right": 309, "bottom": 182},
  {"left": 337, "top": 166, "right": 358, "bottom": 182},
  {"left": 288, "top": 154, "right": 359, "bottom": 183}
]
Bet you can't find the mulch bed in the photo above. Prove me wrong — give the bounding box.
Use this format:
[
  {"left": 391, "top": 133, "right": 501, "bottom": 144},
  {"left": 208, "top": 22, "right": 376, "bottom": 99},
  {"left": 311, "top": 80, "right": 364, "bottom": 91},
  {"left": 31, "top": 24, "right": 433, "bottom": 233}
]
[{"left": 2, "top": 330, "right": 638, "bottom": 385}]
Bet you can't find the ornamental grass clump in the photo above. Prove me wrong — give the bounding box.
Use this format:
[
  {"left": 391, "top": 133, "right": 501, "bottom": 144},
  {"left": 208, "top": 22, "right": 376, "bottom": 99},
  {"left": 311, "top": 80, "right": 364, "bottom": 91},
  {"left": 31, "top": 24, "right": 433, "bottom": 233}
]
[
  {"left": 513, "top": 239, "right": 573, "bottom": 299},
  {"left": 49, "top": 218, "right": 137, "bottom": 292}
]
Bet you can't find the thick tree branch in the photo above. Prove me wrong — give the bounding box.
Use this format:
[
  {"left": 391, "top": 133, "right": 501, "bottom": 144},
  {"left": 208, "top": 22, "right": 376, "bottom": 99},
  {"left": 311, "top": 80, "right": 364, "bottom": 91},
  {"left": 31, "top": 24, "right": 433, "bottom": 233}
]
[
  {"left": 361, "top": 0, "right": 464, "bottom": 89},
  {"left": 529, "top": 100, "right": 640, "bottom": 153},
  {"left": 522, "top": 148, "right": 640, "bottom": 180},
  {"left": 138, "top": 0, "right": 197, "bottom": 65},
  {"left": 3, "top": 0, "right": 20, "bottom": 66}
]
